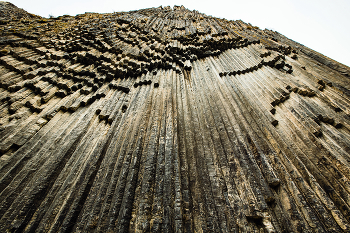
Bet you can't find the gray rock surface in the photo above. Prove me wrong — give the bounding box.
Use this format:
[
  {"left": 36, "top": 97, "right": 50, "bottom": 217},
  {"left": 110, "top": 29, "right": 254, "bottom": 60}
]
[{"left": 0, "top": 3, "right": 350, "bottom": 232}]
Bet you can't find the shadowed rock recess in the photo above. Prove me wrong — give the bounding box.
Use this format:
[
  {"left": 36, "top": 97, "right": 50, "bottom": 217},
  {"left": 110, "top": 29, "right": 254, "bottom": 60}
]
[{"left": 1, "top": 3, "right": 350, "bottom": 232}]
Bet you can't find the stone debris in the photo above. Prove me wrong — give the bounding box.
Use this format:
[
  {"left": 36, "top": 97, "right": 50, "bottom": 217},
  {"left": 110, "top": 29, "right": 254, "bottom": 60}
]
[{"left": 0, "top": 3, "right": 350, "bottom": 233}]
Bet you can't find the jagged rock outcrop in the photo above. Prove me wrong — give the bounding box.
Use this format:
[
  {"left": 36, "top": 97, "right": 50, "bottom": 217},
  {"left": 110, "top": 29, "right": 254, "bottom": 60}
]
[
  {"left": 0, "top": 2, "right": 40, "bottom": 21},
  {"left": 1, "top": 3, "right": 350, "bottom": 232}
]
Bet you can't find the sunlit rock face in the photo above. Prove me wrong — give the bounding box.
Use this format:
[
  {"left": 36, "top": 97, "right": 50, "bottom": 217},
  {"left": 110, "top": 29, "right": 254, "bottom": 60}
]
[{"left": 1, "top": 3, "right": 350, "bottom": 232}]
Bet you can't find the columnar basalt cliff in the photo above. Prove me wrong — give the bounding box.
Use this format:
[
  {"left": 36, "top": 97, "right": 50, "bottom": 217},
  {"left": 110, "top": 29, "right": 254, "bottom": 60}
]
[{"left": 1, "top": 3, "right": 350, "bottom": 232}]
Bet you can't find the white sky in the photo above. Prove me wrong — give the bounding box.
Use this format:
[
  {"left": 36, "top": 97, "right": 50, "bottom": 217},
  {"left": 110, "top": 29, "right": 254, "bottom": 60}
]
[{"left": 6, "top": 0, "right": 350, "bottom": 67}]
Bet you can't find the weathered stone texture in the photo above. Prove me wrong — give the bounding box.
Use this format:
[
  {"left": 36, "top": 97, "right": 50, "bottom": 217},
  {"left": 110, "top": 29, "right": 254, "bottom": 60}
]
[{"left": 0, "top": 3, "right": 350, "bottom": 232}]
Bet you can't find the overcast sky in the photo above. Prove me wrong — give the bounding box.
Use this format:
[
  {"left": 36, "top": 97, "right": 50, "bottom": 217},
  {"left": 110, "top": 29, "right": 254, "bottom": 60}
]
[{"left": 7, "top": 0, "right": 350, "bottom": 67}]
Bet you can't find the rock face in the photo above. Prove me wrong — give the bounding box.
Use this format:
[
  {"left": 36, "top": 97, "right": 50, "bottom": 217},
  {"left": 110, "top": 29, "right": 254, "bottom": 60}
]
[
  {"left": 0, "top": 3, "right": 350, "bottom": 232},
  {"left": 0, "top": 2, "right": 40, "bottom": 21}
]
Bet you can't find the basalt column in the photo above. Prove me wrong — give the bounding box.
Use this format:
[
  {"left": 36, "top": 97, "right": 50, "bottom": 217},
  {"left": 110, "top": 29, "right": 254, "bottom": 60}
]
[{"left": 1, "top": 3, "right": 350, "bottom": 233}]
